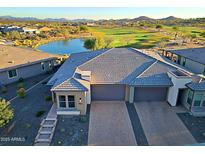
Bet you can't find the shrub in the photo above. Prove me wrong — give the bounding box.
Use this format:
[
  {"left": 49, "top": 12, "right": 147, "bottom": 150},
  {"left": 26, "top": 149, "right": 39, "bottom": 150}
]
[
  {"left": 17, "top": 82, "right": 24, "bottom": 89},
  {"left": 35, "top": 110, "right": 45, "bottom": 117},
  {"left": 79, "top": 116, "right": 87, "bottom": 123},
  {"left": 18, "top": 77, "right": 24, "bottom": 83},
  {"left": 1, "top": 86, "right": 7, "bottom": 93},
  {"left": 156, "top": 25, "right": 163, "bottom": 29},
  {"left": 57, "top": 140, "right": 62, "bottom": 145},
  {"left": 17, "top": 88, "right": 26, "bottom": 98},
  {"left": 44, "top": 95, "right": 52, "bottom": 101},
  {"left": 0, "top": 98, "right": 14, "bottom": 127},
  {"left": 60, "top": 128, "right": 65, "bottom": 132},
  {"left": 25, "top": 123, "right": 31, "bottom": 128},
  {"left": 41, "top": 81, "right": 47, "bottom": 85}
]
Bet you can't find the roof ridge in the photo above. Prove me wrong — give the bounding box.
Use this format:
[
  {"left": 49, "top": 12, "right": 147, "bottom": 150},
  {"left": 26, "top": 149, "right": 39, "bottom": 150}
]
[
  {"left": 77, "top": 48, "right": 114, "bottom": 68},
  {"left": 136, "top": 60, "right": 158, "bottom": 78},
  {"left": 72, "top": 78, "right": 88, "bottom": 91},
  {"left": 51, "top": 77, "right": 88, "bottom": 91}
]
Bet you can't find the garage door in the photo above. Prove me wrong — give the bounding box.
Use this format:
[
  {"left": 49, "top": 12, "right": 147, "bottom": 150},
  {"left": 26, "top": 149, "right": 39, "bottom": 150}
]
[
  {"left": 134, "top": 87, "right": 168, "bottom": 102},
  {"left": 91, "top": 84, "right": 125, "bottom": 101}
]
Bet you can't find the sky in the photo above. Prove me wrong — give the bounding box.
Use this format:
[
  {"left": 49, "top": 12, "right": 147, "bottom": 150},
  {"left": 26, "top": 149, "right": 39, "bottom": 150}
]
[{"left": 0, "top": 7, "right": 204, "bottom": 20}]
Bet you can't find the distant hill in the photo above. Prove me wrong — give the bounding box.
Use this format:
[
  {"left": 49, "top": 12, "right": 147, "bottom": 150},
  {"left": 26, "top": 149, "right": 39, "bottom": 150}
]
[
  {"left": 160, "top": 16, "right": 182, "bottom": 21},
  {"left": 0, "top": 15, "right": 203, "bottom": 25},
  {"left": 0, "top": 16, "right": 94, "bottom": 23},
  {"left": 132, "top": 16, "right": 155, "bottom": 21},
  {"left": 0, "top": 15, "right": 40, "bottom": 21}
]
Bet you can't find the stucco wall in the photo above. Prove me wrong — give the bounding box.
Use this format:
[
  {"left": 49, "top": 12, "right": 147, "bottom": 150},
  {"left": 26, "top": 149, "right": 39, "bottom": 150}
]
[
  {"left": 0, "top": 60, "right": 54, "bottom": 85},
  {"left": 167, "top": 72, "right": 192, "bottom": 106},
  {"left": 125, "top": 85, "right": 130, "bottom": 102},
  {"left": 55, "top": 91, "right": 87, "bottom": 115}
]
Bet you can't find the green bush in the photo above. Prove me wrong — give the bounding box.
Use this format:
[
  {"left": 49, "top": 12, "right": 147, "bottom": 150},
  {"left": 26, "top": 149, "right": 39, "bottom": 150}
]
[
  {"left": 17, "top": 82, "right": 24, "bottom": 89},
  {"left": 1, "top": 86, "right": 7, "bottom": 93},
  {"left": 0, "top": 98, "right": 14, "bottom": 127},
  {"left": 17, "top": 88, "right": 26, "bottom": 98},
  {"left": 35, "top": 110, "right": 45, "bottom": 117},
  {"left": 18, "top": 77, "right": 24, "bottom": 83},
  {"left": 44, "top": 95, "right": 52, "bottom": 101},
  {"left": 25, "top": 123, "right": 31, "bottom": 128},
  {"left": 79, "top": 116, "right": 87, "bottom": 123}
]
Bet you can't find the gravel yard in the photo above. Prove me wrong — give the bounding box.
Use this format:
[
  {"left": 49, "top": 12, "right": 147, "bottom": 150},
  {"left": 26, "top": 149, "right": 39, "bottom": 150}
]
[
  {"left": 178, "top": 113, "right": 205, "bottom": 143},
  {"left": 51, "top": 105, "right": 90, "bottom": 146},
  {"left": 0, "top": 74, "right": 53, "bottom": 146}
]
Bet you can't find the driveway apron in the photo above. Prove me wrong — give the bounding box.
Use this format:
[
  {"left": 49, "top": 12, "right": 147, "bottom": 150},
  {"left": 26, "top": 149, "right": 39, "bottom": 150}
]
[
  {"left": 134, "top": 101, "right": 196, "bottom": 146},
  {"left": 88, "top": 102, "right": 137, "bottom": 146}
]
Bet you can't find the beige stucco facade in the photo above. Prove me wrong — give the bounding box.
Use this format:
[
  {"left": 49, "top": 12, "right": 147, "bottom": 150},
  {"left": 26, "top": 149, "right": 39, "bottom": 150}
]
[{"left": 53, "top": 91, "right": 89, "bottom": 115}]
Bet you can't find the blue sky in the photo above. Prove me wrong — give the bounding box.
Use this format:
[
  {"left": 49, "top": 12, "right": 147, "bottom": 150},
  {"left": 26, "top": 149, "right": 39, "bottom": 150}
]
[{"left": 0, "top": 7, "right": 204, "bottom": 20}]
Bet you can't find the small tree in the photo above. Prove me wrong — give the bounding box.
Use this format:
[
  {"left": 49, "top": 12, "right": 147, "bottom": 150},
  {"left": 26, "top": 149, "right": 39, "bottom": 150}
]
[
  {"left": 200, "top": 32, "right": 205, "bottom": 38},
  {"left": 79, "top": 25, "right": 88, "bottom": 32},
  {"left": 0, "top": 98, "right": 14, "bottom": 127},
  {"left": 104, "top": 36, "right": 114, "bottom": 48},
  {"left": 156, "top": 25, "right": 163, "bottom": 29},
  {"left": 84, "top": 38, "right": 96, "bottom": 50},
  {"left": 17, "top": 88, "right": 26, "bottom": 98}
]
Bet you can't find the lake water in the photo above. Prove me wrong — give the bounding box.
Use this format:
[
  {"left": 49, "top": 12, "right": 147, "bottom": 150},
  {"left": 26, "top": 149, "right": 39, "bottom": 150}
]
[{"left": 37, "top": 38, "right": 89, "bottom": 54}]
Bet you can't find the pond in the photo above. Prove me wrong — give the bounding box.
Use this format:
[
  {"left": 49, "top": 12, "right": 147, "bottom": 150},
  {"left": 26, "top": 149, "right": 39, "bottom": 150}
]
[{"left": 37, "top": 38, "right": 89, "bottom": 55}]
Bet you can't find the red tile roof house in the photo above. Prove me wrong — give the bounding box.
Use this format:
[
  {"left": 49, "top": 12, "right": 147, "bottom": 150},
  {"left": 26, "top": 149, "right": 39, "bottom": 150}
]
[
  {"left": 0, "top": 45, "right": 58, "bottom": 85},
  {"left": 48, "top": 48, "right": 205, "bottom": 117}
]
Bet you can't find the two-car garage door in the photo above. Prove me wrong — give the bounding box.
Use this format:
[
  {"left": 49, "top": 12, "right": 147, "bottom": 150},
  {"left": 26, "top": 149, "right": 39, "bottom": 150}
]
[
  {"left": 91, "top": 84, "right": 125, "bottom": 101},
  {"left": 134, "top": 87, "right": 168, "bottom": 102},
  {"left": 91, "top": 84, "right": 168, "bottom": 102}
]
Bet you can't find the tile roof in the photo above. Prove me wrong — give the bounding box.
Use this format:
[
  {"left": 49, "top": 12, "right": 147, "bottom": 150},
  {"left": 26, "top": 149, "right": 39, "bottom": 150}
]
[
  {"left": 167, "top": 47, "right": 205, "bottom": 65},
  {"left": 0, "top": 44, "right": 57, "bottom": 70},
  {"left": 48, "top": 49, "right": 108, "bottom": 87},
  {"left": 49, "top": 48, "right": 177, "bottom": 90},
  {"left": 186, "top": 81, "right": 205, "bottom": 91},
  {"left": 52, "top": 78, "right": 88, "bottom": 91},
  {"left": 79, "top": 48, "right": 155, "bottom": 84},
  {"left": 130, "top": 61, "right": 175, "bottom": 86}
]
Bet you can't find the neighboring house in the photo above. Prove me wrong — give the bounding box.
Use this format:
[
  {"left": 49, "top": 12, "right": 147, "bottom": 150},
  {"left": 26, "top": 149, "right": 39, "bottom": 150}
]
[
  {"left": 161, "top": 47, "right": 205, "bottom": 75},
  {"left": 0, "top": 45, "right": 58, "bottom": 85},
  {"left": 0, "top": 26, "right": 23, "bottom": 33},
  {"left": 48, "top": 48, "right": 205, "bottom": 116},
  {"left": 0, "top": 25, "right": 40, "bottom": 34},
  {"left": 22, "top": 27, "right": 40, "bottom": 34}
]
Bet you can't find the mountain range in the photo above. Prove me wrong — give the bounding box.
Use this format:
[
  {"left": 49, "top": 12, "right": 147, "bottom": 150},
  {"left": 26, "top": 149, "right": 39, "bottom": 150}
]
[{"left": 0, "top": 15, "right": 184, "bottom": 22}]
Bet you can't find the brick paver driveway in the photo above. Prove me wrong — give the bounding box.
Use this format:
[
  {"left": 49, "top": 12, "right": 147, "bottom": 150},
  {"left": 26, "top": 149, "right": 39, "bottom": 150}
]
[
  {"left": 88, "top": 101, "right": 137, "bottom": 146},
  {"left": 134, "top": 101, "right": 196, "bottom": 146}
]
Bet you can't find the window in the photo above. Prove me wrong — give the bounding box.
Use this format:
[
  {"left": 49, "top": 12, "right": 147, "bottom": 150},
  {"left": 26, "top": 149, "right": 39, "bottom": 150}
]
[
  {"left": 68, "top": 95, "right": 75, "bottom": 108},
  {"left": 203, "top": 66, "right": 205, "bottom": 75},
  {"left": 8, "top": 69, "right": 17, "bottom": 78},
  {"left": 177, "top": 56, "right": 181, "bottom": 65},
  {"left": 202, "top": 95, "right": 205, "bottom": 107},
  {"left": 182, "top": 58, "right": 186, "bottom": 66},
  {"left": 193, "top": 94, "right": 203, "bottom": 107},
  {"left": 41, "top": 62, "right": 45, "bottom": 70},
  {"left": 49, "top": 61, "right": 52, "bottom": 69},
  {"left": 59, "top": 95, "right": 66, "bottom": 108},
  {"left": 187, "top": 90, "right": 194, "bottom": 105}
]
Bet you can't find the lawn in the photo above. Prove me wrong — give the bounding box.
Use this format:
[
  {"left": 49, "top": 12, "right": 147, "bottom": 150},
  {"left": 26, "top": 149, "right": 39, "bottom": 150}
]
[
  {"left": 163, "top": 26, "right": 205, "bottom": 40},
  {"left": 89, "top": 26, "right": 171, "bottom": 49}
]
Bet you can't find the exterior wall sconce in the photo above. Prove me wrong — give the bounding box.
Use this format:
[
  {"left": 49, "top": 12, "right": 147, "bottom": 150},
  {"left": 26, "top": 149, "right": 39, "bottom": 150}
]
[{"left": 79, "top": 98, "right": 82, "bottom": 104}]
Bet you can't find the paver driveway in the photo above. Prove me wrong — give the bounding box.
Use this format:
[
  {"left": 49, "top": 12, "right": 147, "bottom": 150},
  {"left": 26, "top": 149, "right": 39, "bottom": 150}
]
[
  {"left": 134, "top": 101, "right": 197, "bottom": 146},
  {"left": 88, "top": 101, "right": 137, "bottom": 146}
]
